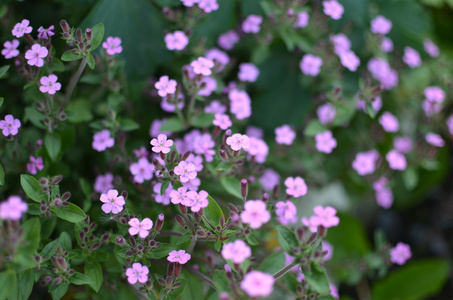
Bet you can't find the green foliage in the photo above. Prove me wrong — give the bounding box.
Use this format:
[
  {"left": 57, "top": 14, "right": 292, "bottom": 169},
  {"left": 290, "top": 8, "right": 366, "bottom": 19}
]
[
  {"left": 51, "top": 203, "right": 86, "bottom": 223},
  {"left": 276, "top": 226, "right": 299, "bottom": 255},
  {"left": 20, "top": 175, "right": 47, "bottom": 203}
]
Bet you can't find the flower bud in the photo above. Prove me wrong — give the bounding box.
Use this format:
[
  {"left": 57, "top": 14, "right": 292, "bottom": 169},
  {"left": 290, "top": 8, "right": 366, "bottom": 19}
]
[
  {"left": 76, "top": 28, "right": 83, "bottom": 41},
  {"left": 175, "top": 215, "right": 186, "bottom": 228},
  {"left": 174, "top": 263, "right": 182, "bottom": 278},
  {"left": 167, "top": 262, "right": 175, "bottom": 276},
  {"left": 85, "top": 28, "right": 92, "bottom": 41},
  {"left": 155, "top": 214, "right": 164, "bottom": 231},
  {"left": 241, "top": 179, "right": 248, "bottom": 199},
  {"left": 60, "top": 20, "right": 70, "bottom": 33}
]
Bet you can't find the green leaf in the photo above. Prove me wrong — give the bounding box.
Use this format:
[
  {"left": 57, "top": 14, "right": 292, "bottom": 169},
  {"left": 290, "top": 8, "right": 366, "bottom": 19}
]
[
  {"left": 212, "top": 270, "right": 229, "bottom": 292},
  {"left": 305, "top": 262, "right": 330, "bottom": 294},
  {"left": 0, "top": 163, "right": 4, "bottom": 186},
  {"left": 20, "top": 174, "right": 47, "bottom": 203},
  {"left": 159, "top": 117, "right": 185, "bottom": 132},
  {"left": 190, "top": 113, "right": 214, "bottom": 128},
  {"left": 0, "top": 65, "right": 10, "bottom": 79},
  {"left": 89, "top": 23, "right": 105, "bottom": 52},
  {"left": 0, "top": 270, "right": 17, "bottom": 300},
  {"left": 214, "top": 237, "right": 222, "bottom": 252},
  {"left": 50, "top": 58, "right": 65, "bottom": 72},
  {"left": 66, "top": 100, "right": 93, "bottom": 123},
  {"left": 86, "top": 54, "right": 95, "bottom": 69},
  {"left": 365, "top": 102, "right": 376, "bottom": 119},
  {"left": 69, "top": 272, "right": 93, "bottom": 286},
  {"left": 304, "top": 120, "right": 327, "bottom": 137},
  {"left": 219, "top": 176, "right": 242, "bottom": 200},
  {"left": 257, "top": 252, "right": 286, "bottom": 274},
  {"left": 147, "top": 243, "right": 174, "bottom": 259},
  {"left": 215, "top": 162, "right": 231, "bottom": 171},
  {"left": 40, "top": 239, "right": 60, "bottom": 261},
  {"left": 85, "top": 259, "right": 103, "bottom": 292},
  {"left": 21, "top": 218, "right": 41, "bottom": 253},
  {"left": 18, "top": 270, "right": 34, "bottom": 300},
  {"left": 51, "top": 203, "right": 86, "bottom": 223},
  {"left": 119, "top": 118, "right": 140, "bottom": 131},
  {"left": 402, "top": 167, "right": 419, "bottom": 191},
  {"left": 44, "top": 133, "right": 62, "bottom": 161},
  {"left": 204, "top": 196, "right": 224, "bottom": 227},
  {"left": 50, "top": 282, "right": 69, "bottom": 300},
  {"left": 276, "top": 225, "right": 299, "bottom": 254},
  {"left": 168, "top": 278, "right": 187, "bottom": 299},
  {"left": 246, "top": 235, "right": 259, "bottom": 246},
  {"left": 59, "top": 232, "right": 73, "bottom": 251},
  {"left": 0, "top": 97, "right": 3, "bottom": 108},
  {"left": 180, "top": 273, "right": 203, "bottom": 300},
  {"left": 372, "top": 259, "right": 449, "bottom": 300},
  {"left": 176, "top": 233, "right": 192, "bottom": 245},
  {"left": 61, "top": 50, "right": 83, "bottom": 62},
  {"left": 333, "top": 101, "right": 356, "bottom": 126}
]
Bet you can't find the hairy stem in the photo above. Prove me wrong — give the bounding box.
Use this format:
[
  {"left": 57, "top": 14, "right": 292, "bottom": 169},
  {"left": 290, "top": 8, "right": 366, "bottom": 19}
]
[
  {"left": 273, "top": 259, "right": 300, "bottom": 280},
  {"left": 63, "top": 56, "right": 87, "bottom": 104}
]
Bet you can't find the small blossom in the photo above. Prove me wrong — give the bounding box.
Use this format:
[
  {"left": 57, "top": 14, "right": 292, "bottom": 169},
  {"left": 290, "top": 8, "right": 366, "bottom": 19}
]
[
  {"left": 181, "top": 0, "right": 200, "bottom": 7},
  {"left": 275, "top": 200, "right": 298, "bottom": 225},
  {"left": 246, "top": 137, "right": 269, "bottom": 163},
  {"left": 317, "top": 103, "right": 336, "bottom": 124},
  {"left": 379, "top": 112, "right": 399, "bottom": 132},
  {"left": 238, "top": 63, "right": 259, "bottom": 82},
  {"left": 99, "top": 189, "right": 125, "bottom": 214},
  {"left": 425, "top": 132, "right": 445, "bottom": 147},
  {"left": 153, "top": 182, "right": 172, "bottom": 205},
  {"left": 259, "top": 169, "right": 280, "bottom": 191},
  {"left": 309, "top": 206, "right": 340, "bottom": 228},
  {"left": 240, "top": 271, "right": 274, "bottom": 298},
  {"left": 2, "top": 40, "right": 20, "bottom": 59},
  {"left": 330, "top": 33, "right": 351, "bottom": 54},
  {"left": 174, "top": 161, "right": 197, "bottom": 183},
  {"left": 0, "top": 115, "right": 21, "bottom": 137},
  {"left": 424, "top": 86, "right": 445, "bottom": 103},
  {"left": 357, "top": 96, "right": 383, "bottom": 114},
  {"left": 37, "top": 25, "right": 55, "bottom": 39},
  {"left": 386, "top": 149, "right": 407, "bottom": 171},
  {"left": 165, "top": 31, "right": 189, "bottom": 51},
  {"left": 199, "top": 0, "right": 219, "bottom": 13},
  {"left": 376, "top": 187, "right": 394, "bottom": 209},
  {"left": 169, "top": 187, "right": 188, "bottom": 205},
  {"left": 150, "top": 134, "right": 173, "bottom": 154},
  {"left": 193, "top": 133, "right": 215, "bottom": 162},
  {"left": 226, "top": 133, "right": 251, "bottom": 151},
  {"left": 154, "top": 76, "right": 177, "bottom": 97},
  {"left": 229, "top": 89, "right": 252, "bottom": 120},
  {"left": 0, "top": 196, "right": 28, "bottom": 220},
  {"left": 295, "top": 11, "right": 309, "bottom": 28},
  {"left": 300, "top": 54, "right": 323, "bottom": 76},
  {"left": 275, "top": 125, "right": 296, "bottom": 145},
  {"left": 205, "top": 100, "right": 227, "bottom": 114},
  {"left": 221, "top": 240, "right": 251, "bottom": 264},
  {"left": 242, "top": 15, "right": 263, "bottom": 33},
  {"left": 213, "top": 113, "right": 232, "bottom": 130},
  {"left": 191, "top": 57, "right": 215, "bottom": 76},
  {"left": 39, "top": 75, "right": 62, "bottom": 95},
  {"left": 285, "top": 176, "right": 308, "bottom": 198},
  {"left": 390, "top": 242, "right": 412, "bottom": 265},
  {"left": 447, "top": 115, "right": 453, "bottom": 135},
  {"left": 352, "top": 150, "right": 379, "bottom": 176},
  {"left": 330, "top": 284, "right": 339, "bottom": 299},
  {"left": 12, "top": 19, "right": 32, "bottom": 38},
  {"left": 403, "top": 47, "right": 421, "bottom": 68},
  {"left": 92, "top": 130, "right": 115, "bottom": 152},
  {"left": 315, "top": 130, "right": 337, "bottom": 154},
  {"left": 167, "top": 250, "right": 191, "bottom": 264},
  {"left": 393, "top": 136, "right": 413, "bottom": 154},
  {"left": 218, "top": 30, "right": 240, "bottom": 50},
  {"left": 322, "top": 241, "right": 334, "bottom": 261},
  {"left": 241, "top": 200, "right": 271, "bottom": 229},
  {"left": 25, "top": 44, "right": 48, "bottom": 67},
  {"left": 205, "top": 48, "right": 230, "bottom": 70},
  {"left": 94, "top": 173, "right": 114, "bottom": 194},
  {"left": 128, "top": 218, "right": 153, "bottom": 238},
  {"left": 198, "top": 76, "right": 217, "bottom": 97},
  {"left": 367, "top": 57, "right": 398, "bottom": 90},
  {"left": 130, "top": 158, "right": 154, "bottom": 183},
  {"left": 323, "top": 0, "right": 344, "bottom": 20},
  {"left": 371, "top": 16, "right": 392, "bottom": 35},
  {"left": 102, "top": 37, "right": 123, "bottom": 55},
  {"left": 27, "top": 156, "right": 44, "bottom": 174},
  {"left": 424, "top": 39, "right": 439, "bottom": 57},
  {"left": 339, "top": 50, "right": 360, "bottom": 72},
  {"left": 185, "top": 190, "right": 209, "bottom": 212},
  {"left": 246, "top": 126, "right": 264, "bottom": 139},
  {"left": 422, "top": 99, "right": 442, "bottom": 117},
  {"left": 381, "top": 37, "right": 394, "bottom": 52},
  {"left": 126, "top": 263, "right": 149, "bottom": 284}
]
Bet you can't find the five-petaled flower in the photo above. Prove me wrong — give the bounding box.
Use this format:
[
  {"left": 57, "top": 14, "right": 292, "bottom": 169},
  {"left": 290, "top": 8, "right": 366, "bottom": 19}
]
[
  {"left": 40, "top": 75, "right": 62, "bottom": 95},
  {"left": 309, "top": 206, "right": 340, "bottom": 228},
  {"left": 240, "top": 271, "right": 275, "bottom": 298},
  {"left": 164, "top": 31, "right": 189, "bottom": 51},
  {"left": 25, "top": 44, "right": 48, "bottom": 67},
  {"left": 126, "top": 263, "right": 149, "bottom": 284},
  {"left": 390, "top": 242, "right": 412, "bottom": 265},
  {"left": 92, "top": 130, "right": 115, "bottom": 152},
  {"left": 167, "top": 250, "right": 191, "bottom": 264},
  {"left": 154, "top": 76, "right": 177, "bottom": 98},
  {"left": 221, "top": 240, "right": 251, "bottom": 264},
  {"left": 2, "top": 40, "right": 20, "bottom": 59},
  {"left": 37, "top": 25, "right": 55, "bottom": 39},
  {"left": 174, "top": 161, "right": 197, "bottom": 183},
  {"left": 128, "top": 217, "right": 153, "bottom": 238},
  {"left": 284, "top": 176, "right": 308, "bottom": 198},
  {"left": 0, "top": 196, "right": 28, "bottom": 220},
  {"left": 102, "top": 36, "right": 123, "bottom": 55},
  {"left": 150, "top": 134, "right": 173, "bottom": 154},
  {"left": 191, "top": 57, "right": 215, "bottom": 76},
  {"left": 27, "top": 156, "right": 44, "bottom": 174},
  {"left": 240, "top": 200, "right": 271, "bottom": 229},
  {"left": 226, "top": 133, "right": 251, "bottom": 151},
  {"left": 0, "top": 115, "right": 21, "bottom": 137},
  {"left": 12, "top": 19, "right": 32, "bottom": 38},
  {"left": 99, "top": 189, "right": 125, "bottom": 214}
]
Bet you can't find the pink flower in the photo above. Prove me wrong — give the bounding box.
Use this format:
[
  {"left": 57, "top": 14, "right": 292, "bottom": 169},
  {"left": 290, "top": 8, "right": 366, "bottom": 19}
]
[
  {"left": 322, "top": 241, "right": 334, "bottom": 261},
  {"left": 367, "top": 57, "right": 398, "bottom": 90},
  {"left": 309, "top": 206, "right": 339, "bottom": 228},
  {"left": 221, "top": 240, "right": 251, "bottom": 264},
  {"left": 92, "top": 130, "right": 115, "bottom": 152},
  {"left": 317, "top": 103, "right": 336, "bottom": 124},
  {"left": 246, "top": 137, "right": 269, "bottom": 163},
  {"left": 2, "top": 40, "right": 20, "bottom": 59},
  {"left": 102, "top": 37, "right": 123, "bottom": 55},
  {"left": 275, "top": 200, "right": 298, "bottom": 225},
  {"left": 241, "top": 200, "right": 271, "bottom": 229},
  {"left": 352, "top": 150, "right": 379, "bottom": 176},
  {"left": 381, "top": 37, "right": 394, "bottom": 52},
  {"left": 295, "top": 11, "right": 309, "bottom": 28},
  {"left": 39, "top": 75, "right": 61, "bottom": 95},
  {"left": 284, "top": 176, "right": 307, "bottom": 198},
  {"left": 205, "top": 48, "right": 230, "bottom": 70},
  {"left": 205, "top": 100, "right": 227, "bottom": 114},
  {"left": 153, "top": 182, "right": 172, "bottom": 205},
  {"left": 150, "top": 134, "right": 173, "bottom": 154},
  {"left": 99, "top": 189, "right": 125, "bottom": 214},
  {"left": 193, "top": 133, "right": 215, "bottom": 162},
  {"left": 393, "top": 136, "right": 413, "bottom": 153},
  {"left": 27, "top": 156, "right": 44, "bottom": 174},
  {"left": 330, "top": 33, "right": 351, "bottom": 55},
  {"left": 338, "top": 50, "right": 360, "bottom": 72},
  {"left": 447, "top": 115, "right": 453, "bottom": 135},
  {"left": 238, "top": 63, "right": 259, "bottom": 82},
  {"left": 154, "top": 76, "right": 177, "bottom": 97},
  {"left": 240, "top": 271, "right": 274, "bottom": 298},
  {"left": 275, "top": 125, "right": 296, "bottom": 145},
  {"left": 376, "top": 187, "right": 394, "bottom": 209},
  {"left": 357, "top": 96, "right": 382, "bottom": 114},
  {"left": 323, "top": 0, "right": 344, "bottom": 20},
  {"left": 12, "top": 19, "right": 32, "bottom": 38},
  {"left": 25, "top": 44, "right": 48, "bottom": 67},
  {"left": 379, "top": 112, "right": 399, "bottom": 132},
  {"left": 403, "top": 47, "right": 421, "bottom": 68},
  {"left": 213, "top": 113, "right": 232, "bottom": 130},
  {"left": 390, "top": 242, "right": 411, "bottom": 265},
  {"left": 386, "top": 149, "right": 407, "bottom": 171},
  {"left": 128, "top": 217, "right": 153, "bottom": 238},
  {"left": 229, "top": 89, "right": 252, "bottom": 120},
  {"left": 130, "top": 158, "right": 154, "bottom": 183},
  {"left": 199, "top": 0, "right": 219, "bottom": 13},
  {"left": 330, "top": 284, "right": 339, "bottom": 299},
  {"left": 169, "top": 187, "right": 188, "bottom": 205},
  {"left": 174, "top": 161, "right": 197, "bottom": 183},
  {"left": 315, "top": 130, "right": 337, "bottom": 154},
  {"left": 246, "top": 126, "right": 263, "bottom": 139},
  {"left": 425, "top": 132, "right": 445, "bottom": 147},
  {"left": 191, "top": 57, "right": 215, "bottom": 76},
  {"left": 218, "top": 30, "right": 239, "bottom": 50},
  {"left": 424, "top": 86, "right": 445, "bottom": 103},
  {"left": 37, "top": 25, "right": 55, "bottom": 39},
  {"left": 167, "top": 250, "right": 191, "bottom": 264},
  {"left": 0, "top": 115, "right": 21, "bottom": 137},
  {"left": 422, "top": 99, "right": 442, "bottom": 117},
  {"left": 300, "top": 54, "right": 323, "bottom": 76},
  {"left": 126, "top": 263, "right": 149, "bottom": 284},
  {"left": 226, "top": 133, "right": 251, "bottom": 151},
  {"left": 164, "top": 31, "right": 189, "bottom": 51},
  {"left": 259, "top": 169, "right": 280, "bottom": 191},
  {"left": 371, "top": 16, "right": 392, "bottom": 35},
  {"left": 424, "top": 39, "right": 439, "bottom": 57},
  {"left": 242, "top": 15, "right": 263, "bottom": 33},
  {"left": 185, "top": 190, "right": 209, "bottom": 212},
  {"left": 0, "top": 196, "right": 28, "bottom": 220},
  {"left": 186, "top": 154, "right": 204, "bottom": 172},
  {"left": 94, "top": 173, "right": 114, "bottom": 194},
  {"left": 181, "top": 0, "right": 200, "bottom": 7}
]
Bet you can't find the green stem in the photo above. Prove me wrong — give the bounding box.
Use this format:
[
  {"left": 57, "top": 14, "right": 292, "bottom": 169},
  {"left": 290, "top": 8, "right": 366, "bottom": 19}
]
[
  {"left": 273, "top": 259, "right": 300, "bottom": 280},
  {"left": 187, "top": 233, "right": 197, "bottom": 253},
  {"left": 187, "top": 94, "right": 196, "bottom": 123},
  {"left": 63, "top": 56, "right": 87, "bottom": 105}
]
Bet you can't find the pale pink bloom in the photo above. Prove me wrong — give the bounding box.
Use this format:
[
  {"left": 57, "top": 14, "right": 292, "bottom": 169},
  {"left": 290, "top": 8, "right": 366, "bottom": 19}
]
[
  {"left": 126, "top": 263, "right": 149, "bottom": 284},
  {"left": 12, "top": 19, "right": 32, "bottom": 38},
  {"left": 150, "top": 134, "right": 173, "bottom": 154},
  {"left": 240, "top": 271, "right": 274, "bottom": 298},
  {"left": 39, "top": 75, "right": 61, "bottom": 95},
  {"left": 339, "top": 50, "right": 360, "bottom": 72},
  {"left": 386, "top": 149, "right": 407, "bottom": 170},
  {"left": 352, "top": 150, "right": 379, "bottom": 176},
  {"left": 198, "top": 76, "right": 217, "bottom": 97},
  {"left": 205, "top": 100, "right": 227, "bottom": 114},
  {"left": 102, "top": 37, "right": 122, "bottom": 55},
  {"left": 381, "top": 37, "right": 394, "bottom": 52},
  {"left": 153, "top": 182, "right": 172, "bottom": 205},
  {"left": 182, "top": 177, "right": 201, "bottom": 192},
  {"left": 99, "top": 189, "right": 125, "bottom": 214},
  {"left": 424, "top": 86, "right": 445, "bottom": 103},
  {"left": 160, "top": 94, "right": 184, "bottom": 112},
  {"left": 330, "top": 284, "right": 339, "bottom": 299},
  {"left": 218, "top": 30, "right": 239, "bottom": 50},
  {"left": 309, "top": 206, "right": 339, "bottom": 228},
  {"left": 130, "top": 158, "right": 154, "bottom": 183},
  {"left": 149, "top": 118, "right": 171, "bottom": 137},
  {"left": 133, "top": 146, "right": 149, "bottom": 159},
  {"left": 205, "top": 48, "right": 230, "bottom": 70},
  {"left": 240, "top": 200, "right": 271, "bottom": 229},
  {"left": 275, "top": 125, "right": 296, "bottom": 145},
  {"left": 371, "top": 16, "right": 392, "bottom": 35},
  {"left": 403, "top": 47, "right": 421, "bottom": 68},
  {"left": 27, "top": 156, "right": 44, "bottom": 174},
  {"left": 238, "top": 63, "right": 259, "bottom": 82},
  {"left": 315, "top": 130, "right": 337, "bottom": 154},
  {"left": 246, "top": 126, "right": 264, "bottom": 139},
  {"left": 155, "top": 76, "right": 177, "bottom": 97},
  {"left": 164, "top": 31, "right": 189, "bottom": 51},
  {"left": 259, "top": 169, "right": 279, "bottom": 191},
  {"left": 199, "top": 0, "right": 219, "bottom": 13},
  {"left": 367, "top": 57, "right": 398, "bottom": 90},
  {"left": 424, "top": 39, "right": 439, "bottom": 57},
  {"left": 447, "top": 115, "right": 453, "bottom": 135},
  {"left": 25, "top": 44, "right": 48, "bottom": 67},
  {"left": 128, "top": 218, "right": 153, "bottom": 238},
  {"left": 186, "top": 153, "right": 204, "bottom": 172},
  {"left": 390, "top": 242, "right": 411, "bottom": 265},
  {"left": 169, "top": 187, "right": 188, "bottom": 205},
  {"left": 193, "top": 133, "right": 215, "bottom": 162},
  {"left": 221, "top": 240, "right": 251, "bottom": 264},
  {"left": 0, "top": 196, "right": 28, "bottom": 220},
  {"left": 330, "top": 33, "right": 351, "bottom": 55},
  {"left": 376, "top": 187, "right": 394, "bottom": 209},
  {"left": 302, "top": 217, "right": 319, "bottom": 233},
  {"left": 191, "top": 57, "right": 215, "bottom": 76},
  {"left": 226, "top": 133, "right": 251, "bottom": 151},
  {"left": 167, "top": 250, "right": 191, "bottom": 264},
  {"left": 242, "top": 15, "right": 262, "bottom": 33},
  {"left": 379, "top": 112, "right": 399, "bottom": 132},
  {"left": 0, "top": 115, "right": 21, "bottom": 137},
  {"left": 295, "top": 11, "right": 309, "bottom": 28},
  {"left": 185, "top": 190, "right": 209, "bottom": 212},
  {"left": 300, "top": 54, "right": 323, "bottom": 76},
  {"left": 37, "top": 25, "right": 55, "bottom": 39},
  {"left": 246, "top": 137, "right": 268, "bottom": 163},
  {"left": 213, "top": 113, "right": 232, "bottom": 130},
  {"left": 94, "top": 173, "right": 114, "bottom": 194},
  {"left": 317, "top": 103, "right": 336, "bottom": 124},
  {"left": 322, "top": 241, "right": 334, "bottom": 261},
  {"left": 356, "top": 96, "right": 382, "bottom": 114},
  {"left": 181, "top": 0, "right": 200, "bottom": 7},
  {"left": 393, "top": 136, "right": 413, "bottom": 153},
  {"left": 2, "top": 40, "right": 20, "bottom": 59},
  {"left": 275, "top": 200, "right": 298, "bottom": 225},
  {"left": 284, "top": 176, "right": 307, "bottom": 198},
  {"left": 229, "top": 89, "right": 251, "bottom": 120},
  {"left": 323, "top": 0, "right": 344, "bottom": 20},
  {"left": 92, "top": 130, "right": 114, "bottom": 152},
  {"left": 425, "top": 132, "right": 445, "bottom": 147},
  {"left": 422, "top": 99, "right": 442, "bottom": 117},
  {"left": 373, "top": 176, "right": 389, "bottom": 191},
  {"left": 174, "top": 161, "right": 197, "bottom": 183}
]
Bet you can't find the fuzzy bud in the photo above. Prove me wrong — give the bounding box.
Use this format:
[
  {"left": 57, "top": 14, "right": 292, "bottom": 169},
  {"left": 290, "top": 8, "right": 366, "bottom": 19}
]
[
  {"left": 240, "top": 179, "right": 248, "bottom": 199},
  {"left": 155, "top": 214, "right": 164, "bottom": 231},
  {"left": 85, "top": 28, "right": 92, "bottom": 41},
  {"left": 60, "top": 20, "right": 71, "bottom": 33},
  {"left": 175, "top": 215, "right": 186, "bottom": 228}
]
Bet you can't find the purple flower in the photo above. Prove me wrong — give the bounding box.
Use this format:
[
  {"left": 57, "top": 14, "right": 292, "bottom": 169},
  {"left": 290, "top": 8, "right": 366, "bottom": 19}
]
[
  {"left": 300, "top": 54, "right": 323, "bottom": 76},
  {"left": 447, "top": 115, "right": 453, "bottom": 135},
  {"left": 309, "top": 206, "right": 339, "bottom": 228},
  {"left": 275, "top": 125, "right": 296, "bottom": 145},
  {"left": 422, "top": 99, "right": 442, "bottom": 117},
  {"left": 229, "top": 89, "right": 252, "bottom": 120},
  {"left": 226, "top": 133, "right": 251, "bottom": 151},
  {"left": 92, "top": 130, "right": 115, "bottom": 152},
  {"left": 371, "top": 16, "right": 392, "bottom": 35},
  {"left": 330, "top": 33, "right": 351, "bottom": 55},
  {"left": 284, "top": 176, "right": 307, "bottom": 198},
  {"left": 130, "top": 158, "right": 154, "bottom": 183},
  {"left": 390, "top": 242, "right": 411, "bottom": 265},
  {"left": 386, "top": 149, "right": 407, "bottom": 171},
  {"left": 169, "top": 187, "right": 188, "bottom": 205},
  {"left": 393, "top": 136, "right": 413, "bottom": 154},
  {"left": 424, "top": 86, "right": 445, "bottom": 103},
  {"left": 128, "top": 217, "right": 153, "bottom": 238},
  {"left": 367, "top": 57, "right": 398, "bottom": 90},
  {"left": 165, "top": 31, "right": 189, "bottom": 51},
  {"left": 322, "top": 241, "right": 334, "bottom": 261},
  {"left": 218, "top": 30, "right": 239, "bottom": 50},
  {"left": 25, "top": 44, "right": 48, "bottom": 67},
  {"left": 242, "top": 15, "right": 263, "bottom": 34},
  {"left": 295, "top": 11, "right": 309, "bottom": 28},
  {"left": 238, "top": 63, "right": 259, "bottom": 82},
  {"left": 357, "top": 96, "right": 382, "bottom": 114},
  {"left": 381, "top": 37, "right": 394, "bottom": 52},
  {"left": 94, "top": 173, "right": 114, "bottom": 194},
  {"left": 198, "top": 76, "right": 217, "bottom": 96},
  {"left": 99, "top": 189, "right": 125, "bottom": 214},
  {"left": 315, "top": 130, "right": 337, "bottom": 154},
  {"left": 0, "top": 115, "right": 21, "bottom": 137},
  {"left": 205, "top": 48, "right": 230, "bottom": 70},
  {"left": 181, "top": 0, "right": 200, "bottom": 7},
  {"left": 174, "top": 161, "right": 197, "bottom": 183},
  {"left": 39, "top": 75, "right": 62, "bottom": 95},
  {"left": 275, "top": 200, "right": 298, "bottom": 225},
  {"left": 403, "top": 47, "right": 421, "bottom": 68},
  {"left": 240, "top": 271, "right": 274, "bottom": 298},
  {"left": 193, "top": 133, "right": 215, "bottom": 162},
  {"left": 221, "top": 240, "right": 251, "bottom": 264},
  {"left": 0, "top": 196, "right": 28, "bottom": 220},
  {"left": 191, "top": 57, "right": 215, "bottom": 76},
  {"left": 241, "top": 200, "right": 271, "bottom": 229},
  {"left": 12, "top": 19, "right": 33, "bottom": 38},
  {"left": 167, "top": 250, "right": 191, "bottom": 264},
  {"left": 213, "top": 113, "right": 232, "bottom": 130},
  {"left": 205, "top": 100, "right": 227, "bottom": 114},
  {"left": 376, "top": 187, "right": 394, "bottom": 209},
  {"left": 150, "top": 134, "right": 173, "bottom": 154},
  {"left": 126, "top": 263, "right": 149, "bottom": 284},
  {"left": 379, "top": 111, "right": 399, "bottom": 132},
  {"left": 199, "top": 0, "right": 219, "bottom": 13},
  {"left": 317, "top": 103, "right": 336, "bottom": 124},
  {"left": 259, "top": 169, "right": 280, "bottom": 191},
  {"left": 323, "top": 0, "right": 344, "bottom": 20},
  {"left": 339, "top": 50, "right": 360, "bottom": 72},
  {"left": 27, "top": 156, "right": 44, "bottom": 174},
  {"left": 246, "top": 137, "right": 269, "bottom": 163},
  {"left": 424, "top": 39, "right": 439, "bottom": 57},
  {"left": 425, "top": 132, "right": 445, "bottom": 147},
  {"left": 330, "top": 284, "right": 339, "bottom": 299},
  {"left": 153, "top": 182, "right": 173, "bottom": 205},
  {"left": 154, "top": 76, "right": 177, "bottom": 97},
  {"left": 37, "top": 25, "right": 55, "bottom": 39},
  {"left": 102, "top": 37, "right": 123, "bottom": 55},
  {"left": 185, "top": 190, "right": 209, "bottom": 212},
  {"left": 2, "top": 40, "right": 20, "bottom": 59},
  {"left": 352, "top": 150, "right": 379, "bottom": 176}
]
